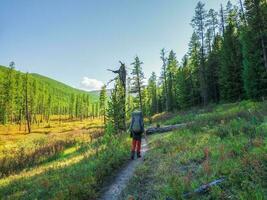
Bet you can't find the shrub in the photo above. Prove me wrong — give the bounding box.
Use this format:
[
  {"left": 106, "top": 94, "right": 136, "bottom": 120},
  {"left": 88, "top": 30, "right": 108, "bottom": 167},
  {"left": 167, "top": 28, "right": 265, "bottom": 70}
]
[{"left": 0, "top": 139, "right": 76, "bottom": 178}]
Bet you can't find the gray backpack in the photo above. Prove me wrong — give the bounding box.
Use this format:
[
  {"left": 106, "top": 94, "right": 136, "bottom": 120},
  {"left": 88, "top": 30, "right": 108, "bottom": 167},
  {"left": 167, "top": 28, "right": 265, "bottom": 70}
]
[{"left": 130, "top": 111, "right": 144, "bottom": 133}]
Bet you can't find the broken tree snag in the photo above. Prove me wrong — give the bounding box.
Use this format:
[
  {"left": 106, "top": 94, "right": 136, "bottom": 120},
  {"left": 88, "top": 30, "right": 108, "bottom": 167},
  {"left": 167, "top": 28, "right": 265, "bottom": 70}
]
[
  {"left": 183, "top": 178, "right": 225, "bottom": 198},
  {"left": 146, "top": 123, "right": 187, "bottom": 135}
]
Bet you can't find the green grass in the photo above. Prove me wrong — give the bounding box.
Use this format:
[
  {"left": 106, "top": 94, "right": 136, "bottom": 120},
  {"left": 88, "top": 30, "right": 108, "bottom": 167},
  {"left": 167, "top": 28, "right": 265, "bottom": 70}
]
[
  {"left": 0, "top": 129, "right": 131, "bottom": 199},
  {"left": 120, "top": 100, "right": 267, "bottom": 200}
]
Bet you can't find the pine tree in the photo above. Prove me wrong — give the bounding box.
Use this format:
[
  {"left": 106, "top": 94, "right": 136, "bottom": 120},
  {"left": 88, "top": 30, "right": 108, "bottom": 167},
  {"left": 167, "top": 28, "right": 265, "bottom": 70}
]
[
  {"left": 220, "top": 4, "right": 226, "bottom": 35},
  {"left": 131, "top": 56, "right": 145, "bottom": 112},
  {"left": 191, "top": 1, "right": 208, "bottom": 105},
  {"left": 126, "top": 77, "right": 134, "bottom": 119},
  {"left": 160, "top": 48, "right": 169, "bottom": 111},
  {"left": 239, "top": 0, "right": 247, "bottom": 24},
  {"left": 188, "top": 32, "right": 202, "bottom": 105},
  {"left": 107, "top": 79, "right": 125, "bottom": 132},
  {"left": 99, "top": 85, "right": 108, "bottom": 125},
  {"left": 147, "top": 72, "right": 158, "bottom": 115},
  {"left": 14, "top": 72, "right": 24, "bottom": 129},
  {"left": 1, "top": 62, "right": 16, "bottom": 124},
  {"left": 176, "top": 56, "right": 192, "bottom": 109},
  {"left": 24, "top": 73, "right": 31, "bottom": 133},
  {"left": 206, "top": 9, "right": 219, "bottom": 53},
  {"left": 166, "top": 50, "right": 178, "bottom": 111},
  {"left": 219, "top": 7, "right": 244, "bottom": 102},
  {"left": 206, "top": 9, "right": 219, "bottom": 39},
  {"left": 206, "top": 35, "right": 222, "bottom": 102},
  {"left": 241, "top": 0, "right": 267, "bottom": 99}
]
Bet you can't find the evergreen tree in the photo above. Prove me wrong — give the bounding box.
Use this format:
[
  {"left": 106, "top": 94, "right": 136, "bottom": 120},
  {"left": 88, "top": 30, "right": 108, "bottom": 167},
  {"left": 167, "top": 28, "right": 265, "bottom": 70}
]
[
  {"left": 0, "top": 62, "right": 16, "bottom": 124},
  {"left": 147, "top": 72, "right": 158, "bottom": 115},
  {"left": 206, "top": 35, "right": 222, "bottom": 102},
  {"left": 160, "top": 48, "right": 169, "bottom": 111},
  {"left": 220, "top": 4, "right": 226, "bottom": 35},
  {"left": 131, "top": 56, "right": 145, "bottom": 112},
  {"left": 219, "top": 7, "right": 244, "bottom": 102},
  {"left": 24, "top": 73, "right": 31, "bottom": 133},
  {"left": 188, "top": 32, "right": 202, "bottom": 105},
  {"left": 241, "top": 0, "right": 267, "bottom": 99},
  {"left": 191, "top": 1, "right": 209, "bottom": 105},
  {"left": 206, "top": 9, "right": 219, "bottom": 39},
  {"left": 126, "top": 77, "right": 134, "bottom": 119},
  {"left": 176, "top": 56, "right": 192, "bottom": 109},
  {"left": 107, "top": 79, "right": 125, "bottom": 132},
  {"left": 166, "top": 50, "right": 178, "bottom": 111},
  {"left": 99, "top": 85, "right": 108, "bottom": 125}
]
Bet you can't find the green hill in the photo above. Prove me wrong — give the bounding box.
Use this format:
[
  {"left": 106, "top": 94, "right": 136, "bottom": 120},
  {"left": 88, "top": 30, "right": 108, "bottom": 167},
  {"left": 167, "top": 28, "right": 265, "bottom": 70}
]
[
  {"left": 0, "top": 65, "right": 98, "bottom": 124},
  {"left": 0, "top": 65, "right": 97, "bottom": 98},
  {"left": 30, "top": 73, "right": 98, "bottom": 101}
]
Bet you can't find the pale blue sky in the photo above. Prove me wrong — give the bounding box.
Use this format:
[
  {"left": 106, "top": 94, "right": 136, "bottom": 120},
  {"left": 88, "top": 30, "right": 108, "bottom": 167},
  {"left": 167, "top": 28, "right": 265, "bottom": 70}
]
[{"left": 0, "top": 0, "right": 231, "bottom": 91}]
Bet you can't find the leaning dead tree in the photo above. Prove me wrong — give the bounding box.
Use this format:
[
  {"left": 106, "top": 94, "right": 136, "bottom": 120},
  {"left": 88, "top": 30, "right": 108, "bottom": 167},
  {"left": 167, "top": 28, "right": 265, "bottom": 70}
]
[{"left": 107, "top": 61, "right": 127, "bottom": 131}]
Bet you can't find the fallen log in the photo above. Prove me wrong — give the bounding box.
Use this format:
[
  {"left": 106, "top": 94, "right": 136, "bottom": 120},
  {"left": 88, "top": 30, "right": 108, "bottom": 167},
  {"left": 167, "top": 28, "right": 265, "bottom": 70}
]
[
  {"left": 146, "top": 123, "right": 187, "bottom": 135},
  {"left": 183, "top": 177, "right": 225, "bottom": 198}
]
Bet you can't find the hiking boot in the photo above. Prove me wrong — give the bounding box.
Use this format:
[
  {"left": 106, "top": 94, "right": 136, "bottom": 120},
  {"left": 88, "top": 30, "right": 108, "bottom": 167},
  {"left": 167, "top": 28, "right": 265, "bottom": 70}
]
[
  {"left": 131, "top": 151, "right": 135, "bottom": 160},
  {"left": 137, "top": 152, "right": 141, "bottom": 158}
]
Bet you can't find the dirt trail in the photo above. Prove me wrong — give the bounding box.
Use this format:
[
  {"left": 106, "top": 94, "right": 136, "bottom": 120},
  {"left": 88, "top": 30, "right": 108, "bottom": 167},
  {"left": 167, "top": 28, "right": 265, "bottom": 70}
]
[{"left": 100, "top": 139, "right": 149, "bottom": 200}]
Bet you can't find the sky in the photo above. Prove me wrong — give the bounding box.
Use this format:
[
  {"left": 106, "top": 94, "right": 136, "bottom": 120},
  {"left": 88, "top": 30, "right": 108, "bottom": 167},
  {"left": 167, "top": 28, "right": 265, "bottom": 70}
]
[{"left": 0, "top": 0, "right": 231, "bottom": 91}]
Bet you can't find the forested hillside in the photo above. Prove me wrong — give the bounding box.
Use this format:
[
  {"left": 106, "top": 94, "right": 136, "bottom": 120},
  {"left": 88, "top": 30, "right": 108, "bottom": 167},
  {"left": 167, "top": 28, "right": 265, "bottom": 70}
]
[
  {"left": 0, "top": 65, "right": 98, "bottom": 131},
  {"left": 106, "top": 0, "right": 267, "bottom": 130}
]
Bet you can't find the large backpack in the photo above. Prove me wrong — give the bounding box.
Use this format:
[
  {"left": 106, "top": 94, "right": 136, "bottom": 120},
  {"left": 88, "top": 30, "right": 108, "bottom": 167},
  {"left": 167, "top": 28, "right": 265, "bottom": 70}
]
[{"left": 130, "top": 111, "right": 144, "bottom": 133}]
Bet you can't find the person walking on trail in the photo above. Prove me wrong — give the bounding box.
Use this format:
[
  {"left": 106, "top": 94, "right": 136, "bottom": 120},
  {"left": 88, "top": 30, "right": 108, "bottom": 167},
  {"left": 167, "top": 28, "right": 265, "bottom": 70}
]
[{"left": 129, "top": 111, "right": 146, "bottom": 160}]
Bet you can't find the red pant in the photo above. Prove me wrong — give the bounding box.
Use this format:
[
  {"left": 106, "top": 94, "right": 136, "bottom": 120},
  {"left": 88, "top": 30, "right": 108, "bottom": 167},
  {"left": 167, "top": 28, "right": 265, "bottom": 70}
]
[{"left": 131, "top": 139, "right": 141, "bottom": 153}]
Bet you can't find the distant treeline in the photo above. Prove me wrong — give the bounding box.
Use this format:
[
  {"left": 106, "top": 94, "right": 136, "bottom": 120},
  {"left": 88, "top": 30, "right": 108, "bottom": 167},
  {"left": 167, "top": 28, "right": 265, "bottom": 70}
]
[
  {"left": 106, "top": 0, "right": 267, "bottom": 130},
  {"left": 0, "top": 65, "right": 99, "bottom": 129}
]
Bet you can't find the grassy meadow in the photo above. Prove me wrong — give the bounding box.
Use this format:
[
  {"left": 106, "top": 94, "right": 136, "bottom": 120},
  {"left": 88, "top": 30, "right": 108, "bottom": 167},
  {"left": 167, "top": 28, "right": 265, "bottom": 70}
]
[
  {"left": 1, "top": 100, "right": 267, "bottom": 199},
  {"left": 0, "top": 116, "right": 103, "bottom": 151},
  {"left": 120, "top": 100, "right": 267, "bottom": 200},
  {"left": 0, "top": 117, "right": 131, "bottom": 199}
]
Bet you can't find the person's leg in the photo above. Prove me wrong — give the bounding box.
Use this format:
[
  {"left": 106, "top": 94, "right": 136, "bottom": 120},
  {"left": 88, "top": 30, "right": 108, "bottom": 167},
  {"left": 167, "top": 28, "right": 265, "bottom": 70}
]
[
  {"left": 131, "top": 139, "right": 137, "bottom": 160},
  {"left": 136, "top": 140, "right": 142, "bottom": 158}
]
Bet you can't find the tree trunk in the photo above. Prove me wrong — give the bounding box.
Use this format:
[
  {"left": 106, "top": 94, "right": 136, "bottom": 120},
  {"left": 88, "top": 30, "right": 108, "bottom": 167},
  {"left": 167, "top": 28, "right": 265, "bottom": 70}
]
[
  {"left": 25, "top": 74, "right": 31, "bottom": 133},
  {"left": 261, "top": 34, "right": 267, "bottom": 71},
  {"left": 146, "top": 123, "right": 187, "bottom": 135},
  {"left": 201, "top": 32, "right": 208, "bottom": 105},
  {"left": 19, "top": 109, "right": 22, "bottom": 131},
  {"left": 220, "top": 4, "right": 225, "bottom": 35},
  {"left": 122, "top": 85, "right": 126, "bottom": 130}
]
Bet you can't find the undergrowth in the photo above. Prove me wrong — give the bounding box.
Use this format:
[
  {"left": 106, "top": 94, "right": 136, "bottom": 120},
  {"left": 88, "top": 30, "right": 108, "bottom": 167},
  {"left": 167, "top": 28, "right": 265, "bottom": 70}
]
[
  {"left": 0, "top": 123, "right": 131, "bottom": 199},
  {"left": 120, "top": 100, "right": 267, "bottom": 200}
]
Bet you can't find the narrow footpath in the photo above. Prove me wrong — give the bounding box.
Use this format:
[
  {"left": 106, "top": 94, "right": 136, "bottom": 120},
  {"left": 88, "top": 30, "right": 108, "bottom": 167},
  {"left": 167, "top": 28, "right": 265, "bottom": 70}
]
[{"left": 100, "top": 139, "right": 149, "bottom": 200}]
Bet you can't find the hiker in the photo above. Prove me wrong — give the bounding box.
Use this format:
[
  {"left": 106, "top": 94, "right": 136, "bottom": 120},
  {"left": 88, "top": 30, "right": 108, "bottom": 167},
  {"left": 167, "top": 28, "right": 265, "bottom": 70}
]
[{"left": 129, "top": 111, "right": 145, "bottom": 160}]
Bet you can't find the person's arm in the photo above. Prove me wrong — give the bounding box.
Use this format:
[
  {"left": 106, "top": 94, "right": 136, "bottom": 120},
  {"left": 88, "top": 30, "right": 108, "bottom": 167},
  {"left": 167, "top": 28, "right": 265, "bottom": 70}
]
[{"left": 129, "top": 118, "right": 134, "bottom": 136}]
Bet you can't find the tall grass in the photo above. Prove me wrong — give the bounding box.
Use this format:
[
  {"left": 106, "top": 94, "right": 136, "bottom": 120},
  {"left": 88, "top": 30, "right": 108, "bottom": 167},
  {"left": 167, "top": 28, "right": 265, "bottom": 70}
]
[
  {"left": 0, "top": 123, "right": 131, "bottom": 199},
  {"left": 120, "top": 100, "right": 267, "bottom": 200}
]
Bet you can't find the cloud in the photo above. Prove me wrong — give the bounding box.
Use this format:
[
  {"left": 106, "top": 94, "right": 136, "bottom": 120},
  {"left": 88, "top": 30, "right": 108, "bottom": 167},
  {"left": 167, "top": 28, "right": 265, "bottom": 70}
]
[{"left": 80, "top": 77, "right": 104, "bottom": 91}]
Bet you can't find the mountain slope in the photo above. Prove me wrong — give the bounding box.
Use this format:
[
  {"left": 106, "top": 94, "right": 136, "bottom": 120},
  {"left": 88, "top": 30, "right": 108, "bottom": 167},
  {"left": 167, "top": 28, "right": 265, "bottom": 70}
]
[
  {"left": 0, "top": 65, "right": 98, "bottom": 124},
  {"left": 0, "top": 65, "right": 97, "bottom": 100},
  {"left": 30, "top": 73, "right": 98, "bottom": 101}
]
